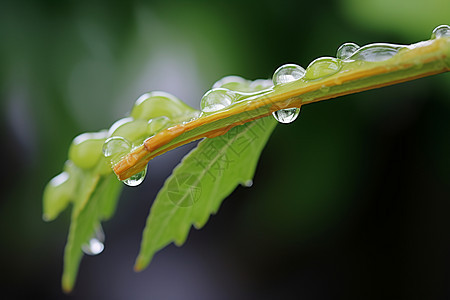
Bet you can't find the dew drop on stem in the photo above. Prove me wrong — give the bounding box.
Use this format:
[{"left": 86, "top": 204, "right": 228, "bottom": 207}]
[
  {"left": 347, "top": 43, "right": 404, "bottom": 62},
  {"left": 102, "top": 137, "right": 132, "bottom": 166},
  {"left": 212, "top": 75, "right": 247, "bottom": 89},
  {"left": 200, "top": 88, "right": 235, "bottom": 113},
  {"left": 336, "top": 42, "right": 360, "bottom": 60},
  {"left": 272, "top": 107, "right": 301, "bottom": 124},
  {"left": 122, "top": 166, "right": 147, "bottom": 187},
  {"left": 304, "top": 57, "right": 341, "bottom": 80},
  {"left": 272, "top": 64, "right": 306, "bottom": 85},
  {"left": 432, "top": 24, "right": 450, "bottom": 39},
  {"left": 147, "top": 116, "right": 171, "bottom": 136}
]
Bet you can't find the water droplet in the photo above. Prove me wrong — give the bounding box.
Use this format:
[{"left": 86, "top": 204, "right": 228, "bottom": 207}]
[
  {"left": 272, "top": 107, "right": 301, "bottom": 124},
  {"left": 108, "top": 118, "right": 149, "bottom": 144},
  {"left": 249, "top": 79, "right": 273, "bottom": 91},
  {"left": 108, "top": 117, "right": 133, "bottom": 136},
  {"left": 212, "top": 75, "right": 247, "bottom": 89},
  {"left": 122, "top": 166, "right": 147, "bottom": 187},
  {"left": 272, "top": 64, "right": 306, "bottom": 85},
  {"left": 50, "top": 171, "right": 70, "bottom": 187},
  {"left": 336, "top": 42, "right": 360, "bottom": 60},
  {"left": 213, "top": 76, "right": 272, "bottom": 92},
  {"left": 69, "top": 131, "right": 108, "bottom": 170},
  {"left": 131, "top": 91, "right": 197, "bottom": 120},
  {"left": 242, "top": 180, "right": 253, "bottom": 187},
  {"left": 147, "top": 116, "right": 171, "bottom": 136},
  {"left": 304, "top": 57, "right": 341, "bottom": 80},
  {"left": 82, "top": 225, "right": 105, "bottom": 256},
  {"left": 102, "top": 136, "right": 131, "bottom": 166},
  {"left": 348, "top": 43, "right": 404, "bottom": 62},
  {"left": 200, "top": 88, "right": 235, "bottom": 113},
  {"left": 432, "top": 24, "right": 450, "bottom": 39}
]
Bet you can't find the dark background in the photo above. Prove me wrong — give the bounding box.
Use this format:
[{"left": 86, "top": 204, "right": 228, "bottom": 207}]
[{"left": 1, "top": 0, "right": 450, "bottom": 299}]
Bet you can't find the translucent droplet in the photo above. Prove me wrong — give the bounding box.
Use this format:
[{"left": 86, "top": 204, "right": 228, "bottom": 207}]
[
  {"left": 131, "top": 91, "right": 196, "bottom": 120},
  {"left": 348, "top": 43, "right": 404, "bottom": 62},
  {"left": 102, "top": 136, "right": 131, "bottom": 166},
  {"left": 249, "top": 79, "right": 273, "bottom": 91},
  {"left": 272, "top": 64, "right": 306, "bottom": 85},
  {"left": 82, "top": 225, "right": 105, "bottom": 256},
  {"left": 242, "top": 180, "right": 253, "bottom": 187},
  {"left": 69, "top": 131, "right": 108, "bottom": 170},
  {"left": 122, "top": 166, "right": 147, "bottom": 187},
  {"left": 431, "top": 25, "right": 450, "bottom": 39},
  {"left": 213, "top": 76, "right": 272, "bottom": 92},
  {"left": 147, "top": 116, "right": 171, "bottom": 136},
  {"left": 212, "top": 75, "right": 247, "bottom": 89},
  {"left": 304, "top": 57, "right": 341, "bottom": 80},
  {"left": 108, "top": 118, "right": 149, "bottom": 144},
  {"left": 272, "top": 107, "right": 300, "bottom": 124},
  {"left": 336, "top": 42, "right": 360, "bottom": 60},
  {"left": 200, "top": 88, "right": 235, "bottom": 113}
]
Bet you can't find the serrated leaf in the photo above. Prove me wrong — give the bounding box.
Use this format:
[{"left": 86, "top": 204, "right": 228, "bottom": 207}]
[
  {"left": 134, "top": 116, "right": 277, "bottom": 271},
  {"left": 62, "top": 173, "right": 122, "bottom": 292},
  {"left": 114, "top": 36, "right": 450, "bottom": 181}
]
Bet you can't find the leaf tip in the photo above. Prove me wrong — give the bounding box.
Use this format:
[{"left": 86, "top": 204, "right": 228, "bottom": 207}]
[
  {"left": 61, "top": 276, "right": 74, "bottom": 294},
  {"left": 133, "top": 257, "right": 146, "bottom": 272}
]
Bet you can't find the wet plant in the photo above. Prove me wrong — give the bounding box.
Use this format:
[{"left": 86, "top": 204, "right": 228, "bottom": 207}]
[{"left": 43, "top": 25, "right": 450, "bottom": 292}]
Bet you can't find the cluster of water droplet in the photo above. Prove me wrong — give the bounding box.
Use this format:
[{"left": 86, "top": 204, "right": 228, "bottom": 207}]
[
  {"left": 49, "top": 24, "right": 450, "bottom": 246},
  {"left": 44, "top": 92, "right": 202, "bottom": 255},
  {"left": 269, "top": 24, "right": 450, "bottom": 124},
  {"left": 199, "top": 75, "right": 273, "bottom": 114},
  {"left": 44, "top": 24, "right": 449, "bottom": 257},
  {"left": 44, "top": 91, "right": 201, "bottom": 225}
]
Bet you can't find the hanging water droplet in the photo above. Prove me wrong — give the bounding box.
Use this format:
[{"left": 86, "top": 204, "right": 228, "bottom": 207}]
[
  {"left": 82, "top": 225, "right": 105, "bottom": 256},
  {"left": 336, "top": 42, "right": 360, "bottom": 60},
  {"left": 102, "top": 136, "right": 131, "bottom": 166},
  {"left": 272, "top": 64, "right": 306, "bottom": 85},
  {"left": 431, "top": 25, "right": 450, "bottom": 39},
  {"left": 122, "top": 166, "right": 147, "bottom": 187},
  {"left": 200, "top": 88, "right": 235, "bottom": 113},
  {"left": 348, "top": 43, "right": 404, "bottom": 62},
  {"left": 242, "top": 179, "right": 253, "bottom": 187},
  {"left": 272, "top": 107, "right": 301, "bottom": 124}
]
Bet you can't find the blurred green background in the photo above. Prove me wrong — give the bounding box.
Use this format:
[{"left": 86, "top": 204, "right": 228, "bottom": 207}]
[{"left": 1, "top": 0, "right": 449, "bottom": 299}]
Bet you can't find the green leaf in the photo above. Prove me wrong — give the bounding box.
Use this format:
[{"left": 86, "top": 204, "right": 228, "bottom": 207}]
[
  {"left": 62, "top": 173, "right": 122, "bottom": 292},
  {"left": 43, "top": 32, "right": 450, "bottom": 291},
  {"left": 114, "top": 36, "right": 450, "bottom": 181},
  {"left": 134, "top": 116, "right": 277, "bottom": 271}
]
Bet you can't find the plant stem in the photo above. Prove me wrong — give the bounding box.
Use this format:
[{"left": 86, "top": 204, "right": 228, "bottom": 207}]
[{"left": 114, "top": 37, "right": 450, "bottom": 180}]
